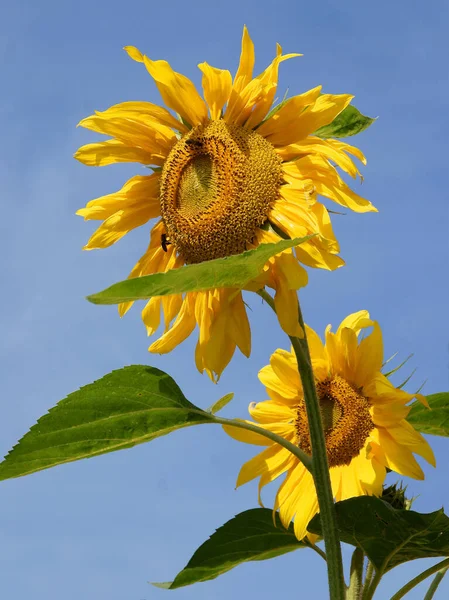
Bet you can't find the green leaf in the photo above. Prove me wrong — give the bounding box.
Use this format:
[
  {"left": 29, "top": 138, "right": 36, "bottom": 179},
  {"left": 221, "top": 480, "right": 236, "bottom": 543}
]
[
  {"left": 0, "top": 366, "right": 213, "bottom": 481},
  {"left": 314, "top": 105, "right": 376, "bottom": 139},
  {"left": 407, "top": 392, "right": 449, "bottom": 437},
  {"left": 207, "top": 393, "right": 234, "bottom": 415},
  {"left": 155, "top": 508, "right": 306, "bottom": 589},
  {"left": 87, "top": 237, "right": 313, "bottom": 305},
  {"left": 308, "top": 496, "right": 449, "bottom": 572}
]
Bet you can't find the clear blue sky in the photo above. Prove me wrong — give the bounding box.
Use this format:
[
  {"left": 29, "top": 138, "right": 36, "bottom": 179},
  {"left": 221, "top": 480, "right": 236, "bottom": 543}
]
[{"left": 1, "top": 1, "right": 448, "bottom": 598}]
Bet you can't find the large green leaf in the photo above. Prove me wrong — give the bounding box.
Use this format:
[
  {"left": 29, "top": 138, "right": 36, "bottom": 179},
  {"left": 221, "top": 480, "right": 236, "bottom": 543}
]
[
  {"left": 87, "top": 237, "right": 312, "bottom": 305},
  {"left": 155, "top": 508, "right": 306, "bottom": 589},
  {"left": 314, "top": 105, "right": 376, "bottom": 139},
  {"left": 407, "top": 392, "right": 449, "bottom": 437},
  {"left": 0, "top": 366, "right": 213, "bottom": 481},
  {"left": 308, "top": 496, "right": 449, "bottom": 572}
]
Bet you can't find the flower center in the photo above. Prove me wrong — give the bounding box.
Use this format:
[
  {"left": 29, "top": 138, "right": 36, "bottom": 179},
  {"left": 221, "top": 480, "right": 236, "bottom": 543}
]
[
  {"left": 159, "top": 120, "right": 283, "bottom": 264},
  {"left": 295, "top": 375, "right": 374, "bottom": 467}
]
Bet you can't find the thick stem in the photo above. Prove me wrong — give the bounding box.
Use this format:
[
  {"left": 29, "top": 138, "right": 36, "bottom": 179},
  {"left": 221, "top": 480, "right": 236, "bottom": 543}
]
[
  {"left": 347, "top": 548, "right": 364, "bottom": 600},
  {"left": 257, "top": 288, "right": 346, "bottom": 600},
  {"left": 389, "top": 559, "right": 449, "bottom": 600}
]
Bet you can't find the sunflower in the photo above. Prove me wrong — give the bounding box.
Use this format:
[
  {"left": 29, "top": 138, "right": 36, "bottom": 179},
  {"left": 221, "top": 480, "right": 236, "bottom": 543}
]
[
  {"left": 75, "top": 27, "right": 376, "bottom": 381},
  {"left": 224, "top": 310, "right": 435, "bottom": 540}
]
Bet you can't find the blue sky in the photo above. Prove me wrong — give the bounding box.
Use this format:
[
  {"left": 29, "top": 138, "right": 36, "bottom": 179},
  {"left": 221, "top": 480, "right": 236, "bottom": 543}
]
[{"left": 1, "top": 0, "right": 448, "bottom": 598}]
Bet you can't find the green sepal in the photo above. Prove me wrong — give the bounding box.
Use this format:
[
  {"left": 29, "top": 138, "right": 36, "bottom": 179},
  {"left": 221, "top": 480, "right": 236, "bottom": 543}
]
[
  {"left": 314, "top": 105, "right": 376, "bottom": 139},
  {"left": 207, "top": 393, "right": 234, "bottom": 415}
]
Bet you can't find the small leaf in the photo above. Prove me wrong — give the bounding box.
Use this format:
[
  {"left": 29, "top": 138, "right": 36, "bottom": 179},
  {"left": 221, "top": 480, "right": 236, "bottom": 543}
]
[
  {"left": 0, "top": 366, "right": 213, "bottom": 481},
  {"left": 156, "top": 508, "right": 306, "bottom": 589},
  {"left": 207, "top": 393, "right": 234, "bottom": 415},
  {"left": 87, "top": 237, "right": 313, "bottom": 305},
  {"left": 314, "top": 105, "right": 376, "bottom": 139},
  {"left": 308, "top": 496, "right": 449, "bottom": 572},
  {"left": 407, "top": 392, "right": 449, "bottom": 437}
]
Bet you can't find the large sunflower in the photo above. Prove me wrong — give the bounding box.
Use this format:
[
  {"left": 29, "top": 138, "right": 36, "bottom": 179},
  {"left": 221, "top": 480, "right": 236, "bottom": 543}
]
[
  {"left": 75, "top": 27, "right": 376, "bottom": 381},
  {"left": 224, "top": 310, "right": 435, "bottom": 540}
]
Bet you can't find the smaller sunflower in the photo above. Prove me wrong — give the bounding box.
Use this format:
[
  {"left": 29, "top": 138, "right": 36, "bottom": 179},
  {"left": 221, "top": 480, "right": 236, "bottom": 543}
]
[{"left": 224, "top": 310, "right": 435, "bottom": 540}]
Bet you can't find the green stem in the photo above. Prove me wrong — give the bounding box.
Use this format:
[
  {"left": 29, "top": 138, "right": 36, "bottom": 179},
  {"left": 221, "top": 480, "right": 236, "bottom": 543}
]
[
  {"left": 364, "top": 561, "right": 374, "bottom": 591},
  {"left": 424, "top": 567, "right": 449, "bottom": 600},
  {"left": 361, "top": 569, "right": 382, "bottom": 600},
  {"left": 257, "top": 288, "right": 345, "bottom": 600},
  {"left": 213, "top": 415, "right": 312, "bottom": 472},
  {"left": 389, "top": 559, "right": 449, "bottom": 600},
  {"left": 304, "top": 540, "right": 327, "bottom": 562},
  {"left": 347, "top": 548, "right": 364, "bottom": 600}
]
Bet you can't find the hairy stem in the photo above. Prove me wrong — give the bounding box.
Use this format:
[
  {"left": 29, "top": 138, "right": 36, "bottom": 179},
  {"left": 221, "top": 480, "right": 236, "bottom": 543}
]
[{"left": 347, "top": 548, "right": 364, "bottom": 600}]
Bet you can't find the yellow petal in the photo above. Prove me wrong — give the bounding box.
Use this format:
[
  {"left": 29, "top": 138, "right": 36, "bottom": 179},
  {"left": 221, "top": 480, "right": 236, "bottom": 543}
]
[
  {"left": 96, "top": 100, "right": 189, "bottom": 133},
  {"left": 82, "top": 205, "right": 157, "bottom": 249},
  {"left": 233, "top": 25, "right": 255, "bottom": 93},
  {"left": 374, "top": 428, "right": 424, "bottom": 480},
  {"left": 148, "top": 295, "right": 196, "bottom": 354},
  {"left": 258, "top": 364, "right": 300, "bottom": 405},
  {"left": 286, "top": 155, "right": 376, "bottom": 213},
  {"left": 76, "top": 174, "right": 160, "bottom": 221},
  {"left": 278, "top": 136, "right": 364, "bottom": 179},
  {"left": 236, "top": 443, "right": 295, "bottom": 488},
  {"left": 78, "top": 112, "right": 176, "bottom": 156},
  {"left": 142, "top": 297, "right": 162, "bottom": 335},
  {"left": 371, "top": 402, "right": 410, "bottom": 427},
  {"left": 161, "top": 294, "right": 184, "bottom": 330},
  {"left": 124, "top": 45, "right": 144, "bottom": 62},
  {"left": 337, "top": 310, "right": 373, "bottom": 335},
  {"left": 269, "top": 349, "right": 301, "bottom": 395},
  {"left": 222, "top": 420, "right": 272, "bottom": 446},
  {"left": 228, "top": 292, "right": 251, "bottom": 357},
  {"left": 248, "top": 400, "right": 295, "bottom": 423},
  {"left": 387, "top": 420, "right": 436, "bottom": 467},
  {"left": 353, "top": 322, "right": 384, "bottom": 388},
  {"left": 198, "top": 62, "right": 232, "bottom": 120},
  {"left": 244, "top": 47, "right": 301, "bottom": 130},
  {"left": 271, "top": 93, "right": 354, "bottom": 146},
  {"left": 257, "top": 86, "right": 322, "bottom": 141},
  {"left": 275, "top": 464, "right": 319, "bottom": 540},
  {"left": 74, "top": 138, "right": 163, "bottom": 166},
  {"left": 142, "top": 55, "right": 208, "bottom": 127}
]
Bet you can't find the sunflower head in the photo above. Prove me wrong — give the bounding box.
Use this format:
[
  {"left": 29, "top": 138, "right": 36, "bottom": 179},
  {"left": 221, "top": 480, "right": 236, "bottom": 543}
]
[
  {"left": 224, "top": 310, "right": 435, "bottom": 540},
  {"left": 75, "top": 27, "right": 375, "bottom": 380}
]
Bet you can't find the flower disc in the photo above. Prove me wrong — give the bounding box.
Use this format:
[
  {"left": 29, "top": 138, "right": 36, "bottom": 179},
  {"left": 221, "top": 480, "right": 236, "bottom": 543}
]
[
  {"left": 159, "top": 120, "right": 283, "bottom": 264},
  {"left": 295, "top": 375, "right": 374, "bottom": 466}
]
